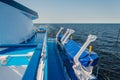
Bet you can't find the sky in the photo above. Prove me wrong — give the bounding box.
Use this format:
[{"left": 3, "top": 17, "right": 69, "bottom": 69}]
[{"left": 15, "top": 0, "right": 120, "bottom": 23}]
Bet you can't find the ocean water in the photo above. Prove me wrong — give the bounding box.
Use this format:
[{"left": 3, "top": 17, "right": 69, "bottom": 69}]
[{"left": 37, "top": 24, "right": 120, "bottom": 80}]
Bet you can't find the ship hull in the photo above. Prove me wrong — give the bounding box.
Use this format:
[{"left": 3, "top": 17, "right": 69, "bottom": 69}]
[{"left": 0, "top": 2, "right": 35, "bottom": 45}]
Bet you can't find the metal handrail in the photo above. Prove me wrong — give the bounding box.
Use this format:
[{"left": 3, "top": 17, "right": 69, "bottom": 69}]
[
  {"left": 0, "top": 44, "right": 37, "bottom": 48},
  {"left": 22, "top": 43, "right": 43, "bottom": 80},
  {"left": 22, "top": 28, "right": 47, "bottom": 80},
  {"left": 36, "top": 30, "right": 47, "bottom": 80},
  {"left": 56, "top": 27, "right": 64, "bottom": 39}
]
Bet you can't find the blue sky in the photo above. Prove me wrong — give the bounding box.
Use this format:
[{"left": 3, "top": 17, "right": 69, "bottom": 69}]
[{"left": 15, "top": 0, "right": 120, "bottom": 23}]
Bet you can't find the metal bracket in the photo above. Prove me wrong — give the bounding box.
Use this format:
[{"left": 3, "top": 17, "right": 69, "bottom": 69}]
[
  {"left": 74, "top": 34, "right": 97, "bottom": 64},
  {"left": 56, "top": 27, "right": 64, "bottom": 40},
  {"left": 72, "top": 34, "right": 97, "bottom": 80},
  {"left": 62, "top": 29, "right": 75, "bottom": 45},
  {"left": 60, "top": 29, "right": 70, "bottom": 42}
]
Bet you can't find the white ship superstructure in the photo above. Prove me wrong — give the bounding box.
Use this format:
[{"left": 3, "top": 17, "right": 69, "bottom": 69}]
[{"left": 0, "top": 0, "right": 38, "bottom": 45}]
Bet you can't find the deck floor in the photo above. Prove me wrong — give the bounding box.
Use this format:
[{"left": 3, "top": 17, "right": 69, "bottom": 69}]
[{"left": 48, "top": 41, "right": 65, "bottom": 80}]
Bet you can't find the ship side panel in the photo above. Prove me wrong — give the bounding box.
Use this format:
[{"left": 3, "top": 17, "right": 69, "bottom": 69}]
[{"left": 0, "top": 2, "right": 35, "bottom": 44}]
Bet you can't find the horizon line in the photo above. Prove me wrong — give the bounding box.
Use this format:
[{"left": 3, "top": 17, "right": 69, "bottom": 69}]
[{"left": 33, "top": 22, "right": 120, "bottom": 24}]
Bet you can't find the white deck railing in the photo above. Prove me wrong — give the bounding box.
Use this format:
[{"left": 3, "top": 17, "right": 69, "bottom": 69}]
[{"left": 36, "top": 29, "right": 47, "bottom": 80}]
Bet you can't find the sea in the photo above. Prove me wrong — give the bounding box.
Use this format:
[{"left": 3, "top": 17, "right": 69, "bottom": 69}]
[{"left": 36, "top": 24, "right": 120, "bottom": 80}]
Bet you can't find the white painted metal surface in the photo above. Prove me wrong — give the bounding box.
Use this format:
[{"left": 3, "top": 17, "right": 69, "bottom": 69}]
[
  {"left": 61, "top": 29, "right": 70, "bottom": 42},
  {"left": 73, "top": 34, "right": 97, "bottom": 80},
  {"left": 0, "top": 2, "right": 34, "bottom": 45},
  {"left": 36, "top": 31, "right": 47, "bottom": 80},
  {"left": 62, "top": 29, "right": 75, "bottom": 45},
  {"left": 0, "top": 66, "right": 27, "bottom": 80},
  {"left": 56, "top": 27, "right": 64, "bottom": 40},
  {"left": 74, "top": 34, "right": 97, "bottom": 64}
]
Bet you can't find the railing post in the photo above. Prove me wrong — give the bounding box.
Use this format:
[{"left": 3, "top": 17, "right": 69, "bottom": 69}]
[
  {"left": 74, "top": 34, "right": 97, "bottom": 64},
  {"left": 62, "top": 29, "right": 75, "bottom": 45},
  {"left": 60, "top": 29, "right": 70, "bottom": 42},
  {"left": 56, "top": 27, "right": 64, "bottom": 40}
]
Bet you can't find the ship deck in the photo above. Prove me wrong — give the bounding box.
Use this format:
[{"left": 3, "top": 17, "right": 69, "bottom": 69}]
[
  {"left": 0, "top": 32, "right": 46, "bottom": 80},
  {"left": 0, "top": 33, "right": 45, "bottom": 66},
  {"left": 48, "top": 40, "right": 66, "bottom": 80},
  {"left": 0, "top": 29, "right": 66, "bottom": 80}
]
